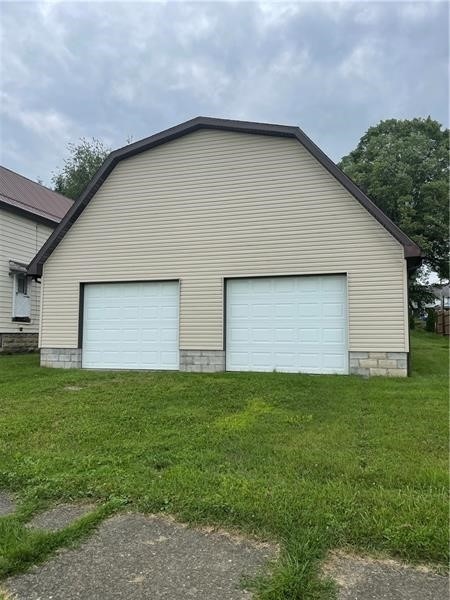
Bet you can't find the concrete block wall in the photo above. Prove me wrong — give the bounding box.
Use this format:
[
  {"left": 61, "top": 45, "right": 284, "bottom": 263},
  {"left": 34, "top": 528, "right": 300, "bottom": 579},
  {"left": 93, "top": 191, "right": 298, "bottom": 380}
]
[
  {"left": 38, "top": 347, "right": 408, "bottom": 376},
  {"left": 349, "top": 351, "right": 408, "bottom": 377},
  {"left": 0, "top": 333, "right": 38, "bottom": 354},
  {"left": 40, "top": 348, "right": 82, "bottom": 369},
  {"left": 180, "top": 349, "right": 225, "bottom": 372}
]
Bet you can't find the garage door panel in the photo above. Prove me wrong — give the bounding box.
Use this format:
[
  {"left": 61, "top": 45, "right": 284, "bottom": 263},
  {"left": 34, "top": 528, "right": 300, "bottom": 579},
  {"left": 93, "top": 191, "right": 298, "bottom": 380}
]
[
  {"left": 141, "top": 351, "right": 158, "bottom": 362},
  {"left": 273, "top": 278, "right": 295, "bottom": 292},
  {"left": 160, "top": 351, "right": 178, "bottom": 365},
  {"left": 161, "top": 328, "right": 178, "bottom": 342},
  {"left": 122, "top": 306, "right": 139, "bottom": 319},
  {"left": 83, "top": 350, "right": 101, "bottom": 363},
  {"left": 299, "top": 303, "right": 320, "bottom": 317},
  {"left": 141, "top": 285, "right": 160, "bottom": 297},
  {"left": 323, "top": 302, "right": 345, "bottom": 317},
  {"left": 298, "top": 353, "right": 320, "bottom": 369},
  {"left": 274, "top": 303, "right": 297, "bottom": 318},
  {"left": 323, "top": 353, "right": 346, "bottom": 370},
  {"left": 252, "top": 328, "right": 272, "bottom": 342},
  {"left": 229, "top": 328, "right": 250, "bottom": 342},
  {"left": 82, "top": 281, "right": 179, "bottom": 369},
  {"left": 251, "top": 278, "right": 272, "bottom": 293},
  {"left": 122, "top": 328, "right": 139, "bottom": 342},
  {"left": 275, "top": 328, "right": 297, "bottom": 342},
  {"left": 251, "top": 352, "right": 272, "bottom": 366},
  {"left": 141, "top": 328, "right": 159, "bottom": 341},
  {"left": 139, "top": 305, "right": 159, "bottom": 319},
  {"left": 226, "top": 276, "right": 348, "bottom": 374},
  {"left": 229, "top": 303, "right": 249, "bottom": 318},
  {"left": 252, "top": 304, "right": 272, "bottom": 318},
  {"left": 323, "top": 328, "right": 345, "bottom": 344},
  {"left": 274, "top": 352, "right": 296, "bottom": 368},
  {"left": 299, "top": 328, "right": 320, "bottom": 343}
]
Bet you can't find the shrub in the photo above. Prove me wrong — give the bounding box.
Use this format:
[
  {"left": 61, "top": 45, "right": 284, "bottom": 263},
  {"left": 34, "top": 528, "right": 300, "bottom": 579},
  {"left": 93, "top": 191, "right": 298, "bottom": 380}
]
[{"left": 425, "top": 308, "right": 437, "bottom": 332}]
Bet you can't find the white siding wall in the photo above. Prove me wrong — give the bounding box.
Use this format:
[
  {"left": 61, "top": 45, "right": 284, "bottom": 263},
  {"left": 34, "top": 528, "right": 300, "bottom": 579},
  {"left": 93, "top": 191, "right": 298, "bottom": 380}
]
[
  {"left": 40, "top": 129, "right": 409, "bottom": 352},
  {"left": 0, "top": 208, "right": 53, "bottom": 333}
]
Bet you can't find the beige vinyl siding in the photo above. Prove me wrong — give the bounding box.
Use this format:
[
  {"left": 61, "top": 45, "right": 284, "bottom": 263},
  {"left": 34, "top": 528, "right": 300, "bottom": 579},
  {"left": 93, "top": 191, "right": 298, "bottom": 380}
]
[
  {"left": 40, "top": 129, "right": 408, "bottom": 352},
  {"left": 0, "top": 208, "right": 53, "bottom": 333}
]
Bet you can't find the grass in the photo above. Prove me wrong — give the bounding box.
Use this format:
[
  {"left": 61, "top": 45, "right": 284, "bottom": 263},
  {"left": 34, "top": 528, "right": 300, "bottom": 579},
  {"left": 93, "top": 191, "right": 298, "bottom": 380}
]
[{"left": 0, "top": 330, "right": 448, "bottom": 598}]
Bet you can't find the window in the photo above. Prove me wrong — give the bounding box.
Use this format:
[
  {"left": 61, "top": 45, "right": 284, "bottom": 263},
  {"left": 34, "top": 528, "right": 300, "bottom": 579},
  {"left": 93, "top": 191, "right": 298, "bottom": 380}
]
[{"left": 16, "top": 274, "right": 27, "bottom": 295}]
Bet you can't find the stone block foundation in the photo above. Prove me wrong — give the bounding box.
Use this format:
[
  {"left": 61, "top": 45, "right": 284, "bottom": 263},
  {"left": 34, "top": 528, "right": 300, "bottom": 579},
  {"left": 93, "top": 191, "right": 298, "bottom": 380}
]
[
  {"left": 40, "top": 348, "right": 225, "bottom": 371},
  {"left": 349, "top": 352, "right": 408, "bottom": 377},
  {"left": 39, "top": 348, "right": 407, "bottom": 376},
  {"left": 41, "top": 348, "right": 82, "bottom": 369},
  {"left": 0, "top": 333, "right": 38, "bottom": 354},
  {"left": 180, "top": 349, "right": 225, "bottom": 372}
]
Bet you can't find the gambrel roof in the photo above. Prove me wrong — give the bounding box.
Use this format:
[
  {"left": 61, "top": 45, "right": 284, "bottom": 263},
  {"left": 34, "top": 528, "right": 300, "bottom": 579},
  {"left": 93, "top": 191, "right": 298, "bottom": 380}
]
[{"left": 28, "top": 116, "right": 422, "bottom": 276}]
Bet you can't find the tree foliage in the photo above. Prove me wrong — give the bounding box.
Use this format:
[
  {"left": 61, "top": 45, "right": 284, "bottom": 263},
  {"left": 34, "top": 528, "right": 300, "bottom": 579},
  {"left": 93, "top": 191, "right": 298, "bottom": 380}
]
[
  {"left": 408, "top": 279, "right": 436, "bottom": 326},
  {"left": 339, "top": 117, "right": 449, "bottom": 279},
  {"left": 52, "top": 138, "right": 110, "bottom": 200}
]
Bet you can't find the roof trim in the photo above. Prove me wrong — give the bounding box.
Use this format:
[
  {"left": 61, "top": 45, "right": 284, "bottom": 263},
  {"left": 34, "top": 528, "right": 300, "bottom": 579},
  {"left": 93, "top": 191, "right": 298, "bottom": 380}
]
[
  {"left": 0, "top": 198, "right": 59, "bottom": 228},
  {"left": 9, "top": 259, "right": 28, "bottom": 274},
  {"left": 28, "top": 116, "right": 422, "bottom": 276}
]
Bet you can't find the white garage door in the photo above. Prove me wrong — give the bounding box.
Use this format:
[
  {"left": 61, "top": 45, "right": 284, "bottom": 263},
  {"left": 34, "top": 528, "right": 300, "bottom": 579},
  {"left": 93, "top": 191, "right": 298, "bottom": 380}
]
[
  {"left": 82, "top": 281, "right": 179, "bottom": 369},
  {"left": 226, "top": 275, "right": 348, "bottom": 374}
]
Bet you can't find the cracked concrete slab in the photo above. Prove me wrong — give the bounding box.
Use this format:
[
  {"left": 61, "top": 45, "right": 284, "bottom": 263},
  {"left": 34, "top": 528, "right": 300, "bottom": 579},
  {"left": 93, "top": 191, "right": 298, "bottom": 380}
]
[
  {"left": 323, "top": 551, "right": 449, "bottom": 600},
  {"left": 26, "top": 503, "right": 96, "bottom": 532},
  {"left": 0, "top": 491, "right": 16, "bottom": 516},
  {"left": 5, "top": 513, "right": 276, "bottom": 599}
]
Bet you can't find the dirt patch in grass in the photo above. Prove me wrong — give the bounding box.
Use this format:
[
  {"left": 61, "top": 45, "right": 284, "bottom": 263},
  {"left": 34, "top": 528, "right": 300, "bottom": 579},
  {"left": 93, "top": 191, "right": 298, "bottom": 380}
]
[
  {"left": 322, "top": 550, "right": 449, "bottom": 600},
  {"left": 0, "top": 492, "right": 16, "bottom": 517}
]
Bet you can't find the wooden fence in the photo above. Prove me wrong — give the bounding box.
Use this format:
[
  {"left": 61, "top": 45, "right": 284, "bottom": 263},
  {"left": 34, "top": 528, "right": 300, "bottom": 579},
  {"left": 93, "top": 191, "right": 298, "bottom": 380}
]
[{"left": 436, "top": 310, "right": 449, "bottom": 335}]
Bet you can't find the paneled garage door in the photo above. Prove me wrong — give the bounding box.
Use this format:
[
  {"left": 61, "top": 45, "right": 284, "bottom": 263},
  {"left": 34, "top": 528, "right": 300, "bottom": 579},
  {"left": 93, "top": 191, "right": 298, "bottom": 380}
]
[
  {"left": 226, "top": 275, "right": 348, "bottom": 374},
  {"left": 82, "top": 281, "right": 179, "bottom": 369}
]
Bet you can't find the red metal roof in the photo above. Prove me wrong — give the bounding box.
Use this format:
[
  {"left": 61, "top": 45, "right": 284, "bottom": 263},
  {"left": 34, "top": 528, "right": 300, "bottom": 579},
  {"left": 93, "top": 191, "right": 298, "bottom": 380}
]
[{"left": 0, "top": 165, "right": 73, "bottom": 224}]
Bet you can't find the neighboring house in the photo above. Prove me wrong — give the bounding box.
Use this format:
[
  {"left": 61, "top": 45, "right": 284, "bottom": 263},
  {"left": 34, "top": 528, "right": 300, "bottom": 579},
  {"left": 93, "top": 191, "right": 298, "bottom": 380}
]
[
  {"left": 430, "top": 284, "right": 450, "bottom": 310},
  {"left": 0, "top": 166, "right": 72, "bottom": 353},
  {"left": 414, "top": 284, "right": 450, "bottom": 317},
  {"left": 28, "top": 117, "right": 422, "bottom": 376}
]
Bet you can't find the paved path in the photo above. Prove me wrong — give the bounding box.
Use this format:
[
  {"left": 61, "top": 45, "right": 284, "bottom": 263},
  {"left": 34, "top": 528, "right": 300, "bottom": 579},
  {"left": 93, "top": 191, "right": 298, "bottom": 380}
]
[
  {"left": 3, "top": 500, "right": 448, "bottom": 599},
  {"left": 324, "top": 551, "right": 449, "bottom": 600},
  {"left": 26, "top": 503, "right": 96, "bottom": 531},
  {"left": 5, "top": 513, "right": 276, "bottom": 599}
]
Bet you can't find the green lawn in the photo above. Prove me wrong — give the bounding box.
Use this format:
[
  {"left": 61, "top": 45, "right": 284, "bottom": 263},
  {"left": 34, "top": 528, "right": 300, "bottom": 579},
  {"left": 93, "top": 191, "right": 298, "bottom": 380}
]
[{"left": 0, "top": 330, "right": 448, "bottom": 598}]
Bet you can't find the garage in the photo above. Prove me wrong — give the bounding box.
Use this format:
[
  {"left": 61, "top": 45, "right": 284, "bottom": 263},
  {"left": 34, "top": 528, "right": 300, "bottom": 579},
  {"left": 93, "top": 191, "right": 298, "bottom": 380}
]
[
  {"left": 32, "top": 117, "right": 418, "bottom": 377},
  {"left": 226, "top": 275, "right": 348, "bottom": 374},
  {"left": 82, "top": 281, "right": 179, "bottom": 369}
]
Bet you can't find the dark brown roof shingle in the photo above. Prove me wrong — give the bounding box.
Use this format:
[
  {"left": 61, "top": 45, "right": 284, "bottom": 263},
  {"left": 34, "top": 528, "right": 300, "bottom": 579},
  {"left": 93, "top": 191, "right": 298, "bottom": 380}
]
[{"left": 0, "top": 165, "right": 73, "bottom": 225}]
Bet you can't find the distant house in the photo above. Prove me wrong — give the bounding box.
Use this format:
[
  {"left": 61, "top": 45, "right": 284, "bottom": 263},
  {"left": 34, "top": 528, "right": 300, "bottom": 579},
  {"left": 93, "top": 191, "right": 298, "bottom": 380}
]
[
  {"left": 0, "top": 166, "right": 72, "bottom": 353},
  {"left": 430, "top": 284, "right": 450, "bottom": 310},
  {"left": 417, "top": 284, "right": 450, "bottom": 317}
]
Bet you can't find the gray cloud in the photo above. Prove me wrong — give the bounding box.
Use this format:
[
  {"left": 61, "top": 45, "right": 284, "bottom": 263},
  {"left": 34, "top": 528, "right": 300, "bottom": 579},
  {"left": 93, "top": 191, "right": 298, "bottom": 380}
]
[{"left": 0, "top": 1, "right": 448, "bottom": 186}]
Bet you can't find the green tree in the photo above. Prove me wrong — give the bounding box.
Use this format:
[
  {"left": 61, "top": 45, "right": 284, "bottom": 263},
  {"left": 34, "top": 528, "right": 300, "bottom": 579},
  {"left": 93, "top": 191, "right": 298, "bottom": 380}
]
[
  {"left": 52, "top": 138, "right": 110, "bottom": 200},
  {"left": 339, "top": 117, "right": 449, "bottom": 280}
]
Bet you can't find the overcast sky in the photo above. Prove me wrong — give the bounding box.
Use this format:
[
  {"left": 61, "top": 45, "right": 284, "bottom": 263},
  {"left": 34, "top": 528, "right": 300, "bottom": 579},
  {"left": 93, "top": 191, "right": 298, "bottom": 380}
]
[{"left": 0, "top": 0, "right": 448, "bottom": 186}]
